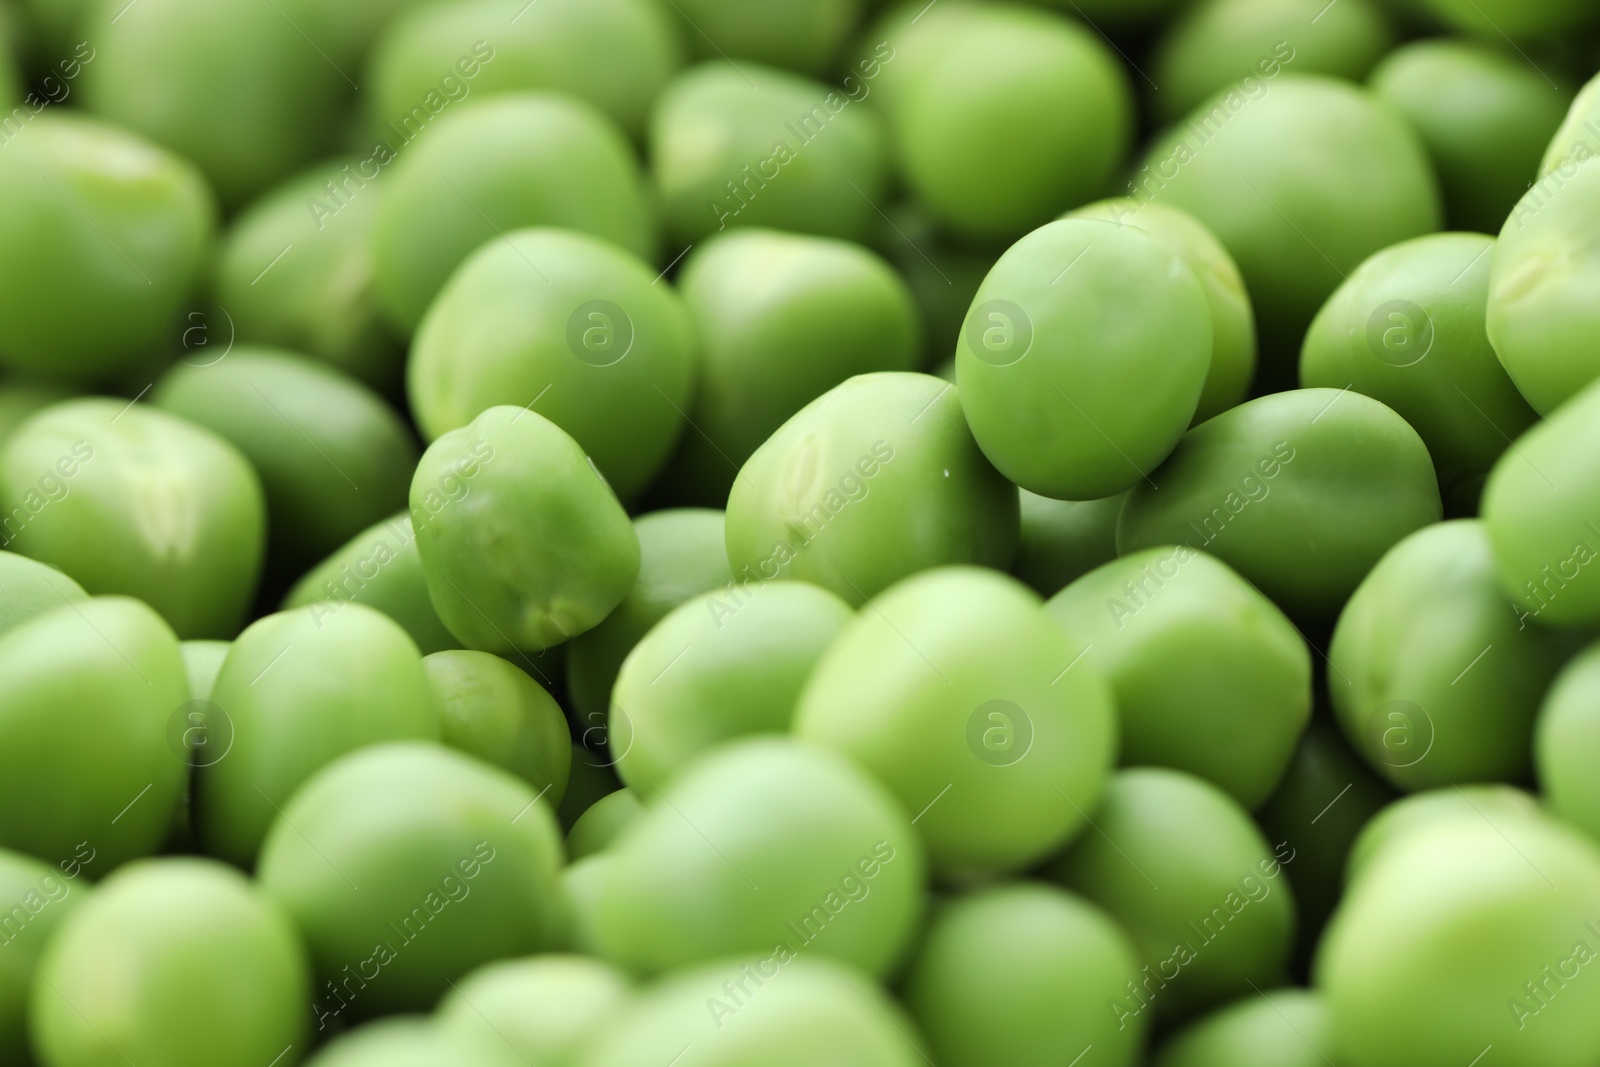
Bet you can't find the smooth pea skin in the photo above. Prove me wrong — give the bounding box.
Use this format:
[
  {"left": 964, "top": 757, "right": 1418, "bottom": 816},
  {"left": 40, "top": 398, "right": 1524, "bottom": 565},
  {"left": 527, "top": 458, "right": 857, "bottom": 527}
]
[
  {"left": 408, "top": 228, "right": 695, "bottom": 501},
  {"left": 411, "top": 406, "right": 639, "bottom": 653},
  {"left": 32, "top": 859, "right": 307, "bottom": 1067},
  {"left": 610, "top": 581, "right": 852, "bottom": 791},
  {"left": 0, "top": 848, "right": 85, "bottom": 1063},
  {"left": 1, "top": 399, "right": 266, "bottom": 638},
  {"left": 797, "top": 567, "right": 1116, "bottom": 877},
  {"left": 1013, "top": 491, "right": 1124, "bottom": 597},
  {"left": 303, "top": 1016, "right": 524, "bottom": 1067},
  {"left": 1418, "top": 0, "right": 1595, "bottom": 37},
  {"left": 957, "top": 219, "right": 1211, "bottom": 499},
  {"left": 438, "top": 955, "right": 632, "bottom": 1067},
  {"left": 1542, "top": 70, "right": 1600, "bottom": 175},
  {"left": 1536, "top": 643, "right": 1600, "bottom": 846},
  {"left": 257, "top": 743, "right": 567, "bottom": 1016},
  {"left": 180, "top": 639, "right": 230, "bottom": 701},
  {"left": 650, "top": 63, "right": 888, "bottom": 246},
  {"left": 195, "top": 603, "right": 439, "bottom": 866},
  {"left": 591, "top": 738, "right": 925, "bottom": 978},
  {"left": 1119, "top": 389, "right": 1442, "bottom": 623},
  {"left": 0, "top": 550, "right": 85, "bottom": 638},
  {"left": 1487, "top": 158, "right": 1600, "bottom": 414},
  {"left": 424, "top": 650, "right": 571, "bottom": 804},
  {"left": 566, "top": 789, "right": 643, "bottom": 861},
  {"left": 665, "top": 0, "right": 857, "bottom": 76},
  {"left": 372, "top": 94, "right": 656, "bottom": 334},
  {"left": 904, "top": 883, "right": 1147, "bottom": 1067},
  {"left": 1047, "top": 546, "right": 1310, "bottom": 809},
  {"left": 0, "top": 112, "right": 214, "bottom": 382},
  {"left": 726, "top": 372, "right": 1018, "bottom": 606},
  {"left": 1049, "top": 768, "right": 1298, "bottom": 1019},
  {"left": 1317, "top": 810, "right": 1600, "bottom": 1067},
  {"left": 1343, "top": 784, "right": 1542, "bottom": 886},
  {"left": 1156, "top": 989, "right": 1330, "bottom": 1067},
  {"left": 1065, "top": 200, "right": 1256, "bottom": 423},
  {"left": 1302, "top": 233, "right": 1537, "bottom": 511}
]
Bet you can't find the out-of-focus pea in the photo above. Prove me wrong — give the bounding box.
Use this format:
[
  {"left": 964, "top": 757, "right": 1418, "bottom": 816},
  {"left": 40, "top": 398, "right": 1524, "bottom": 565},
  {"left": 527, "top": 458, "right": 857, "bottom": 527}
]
[
  {"left": 302, "top": 1016, "right": 525, "bottom": 1067},
  {"left": 0, "top": 382, "right": 72, "bottom": 447},
  {"left": 179, "top": 639, "right": 229, "bottom": 702},
  {"left": 1541, "top": 70, "right": 1600, "bottom": 174},
  {"left": 437, "top": 955, "right": 632, "bottom": 1067},
  {"left": 0, "top": 847, "right": 85, "bottom": 1063},
  {"left": 1156, "top": 989, "right": 1331, "bottom": 1067},
  {"left": 0, "top": 549, "right": 83, "bottom": 638},
  {"left": 424, "top": 649, "right": 570, "bottom": 804},
  {"left": 566, "top": 789, "right": 642, "bottom": 862},
  {"left": 1536, "top": 642, "right": 1600, "bottom": 847},
  {"left": 665, "top": 0, "right": 858, "bottom": 76},
  {"left": 1343, "top": 784, "right": 1543, "bottom": 886},
  {"left": 1012, "top": 491, "right": 1123, "bottom": 597},
  {"left": 1418, "top": 0, "right": 1595, "bottom": 38}
]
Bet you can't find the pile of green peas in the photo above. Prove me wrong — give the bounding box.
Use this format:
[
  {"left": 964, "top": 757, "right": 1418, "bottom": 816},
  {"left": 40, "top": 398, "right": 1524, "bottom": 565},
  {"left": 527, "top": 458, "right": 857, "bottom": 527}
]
[{"left": 5, "top": 0, "right": 1600, "bottom": 1063}]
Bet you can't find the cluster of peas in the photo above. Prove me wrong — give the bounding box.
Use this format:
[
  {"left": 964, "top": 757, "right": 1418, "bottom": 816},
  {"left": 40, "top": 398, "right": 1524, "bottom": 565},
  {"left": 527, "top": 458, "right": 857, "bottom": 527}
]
[{"left": 5, "top": 0, "right": 1600, "bottom": 1063}]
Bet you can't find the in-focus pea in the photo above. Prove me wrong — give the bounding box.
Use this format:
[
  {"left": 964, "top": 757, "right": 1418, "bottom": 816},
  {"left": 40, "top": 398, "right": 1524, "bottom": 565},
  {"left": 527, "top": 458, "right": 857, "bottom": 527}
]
[
  {"left": 1012, "top": 491, "right": 1124, "bottom": 597},
  {"left": 0, "top": 847, "right": 85, "bottom": 1063},
  {"left": 424, "top": 649, "right": 571, "bottom": 804},
  {"left": 1541, "top": 70, "right": 1600, "bottom": 175},
  {"left": 437, "top": 955, "right": 632, "bottom": 1066},
  {"left": 1535, "top": 642, "right": 1600, "bottom": 846},
  {"left": 1155, "top": 989, "right": 1330, "bottom": 1067},
  {"left": 0, "top": 549, "right": 84, "bottom": 638},
  {"left": 566, "top": 789, "right": 642, "bottom": 862}
]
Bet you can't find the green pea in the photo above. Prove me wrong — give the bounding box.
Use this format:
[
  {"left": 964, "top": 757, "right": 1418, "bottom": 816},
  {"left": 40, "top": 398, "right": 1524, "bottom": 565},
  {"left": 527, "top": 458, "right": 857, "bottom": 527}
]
[
  {"left": 1342, "top": 783, "right": 1542, "bottom": 886},
  {"left": 1025, "top": 0, "right": 1187, "bottom": 27},
  {"left": 566, "top": 789, "right": 643, "bottom": 861},
  {"left": 180, "top": 639, "right": 229, "bottom": 701},
  {"left": 0, "top": 112, "right": 213, "bottom": 382},
  {"left": 424, "top": 649, "right": 570, "bottom": 805},
  {"left": 871, "top": 203, "right": 997, "bottom": 369},
  {"left": 0, "top": 20, "right": 17, "bottom": 104},
  {"left": 1487, "top": 157, "right": 1600, "bottom": 414},
  {"left": 1013, "top": 491, "right": 1123, "bottom": 598},
  {"left": 195, "top": 603, "right": 438, "bottom": 866},
  {"left": 274, "top": 0, "right": 424, "bottom": 69},
  {"left": 408, "top": 228, "right": 696, "bottom": 502},
  {"left": 32, "top": 858, "right": 307, "bottom": 1067},
  {"left": 562, "top": 853, "right": 613, "bottom": 956},
  {"left": 1301, "top": 232, "right": 1537, "bottom": 512},
  {"left": 154, "top": 347, "right": 418, "bottom": 573},
  {"left": 565, "top": 509, "right": 732, "bottom": 728},
  {"left": 650, "top": 63, "right": 887, "bottom": 246},
  {"left": 1317, "top": 810, "right": 1600, "bottom": 1067},
  {"left": 1482, "top": 378, "right": 1600, "bottom": 627},
  {"left": 577, "top": 956, "right": 928, "bottom": 1067},
  {"left": 1535, "top": 642, "right": 1600, "bottom": 846},
  {"left": 726, "top": 372, "right": 1018, "bottom": 606},
  {"left": 372, "top": 94, "right": 656, "bottom": 334},
  {"left": 592, "top": 738, "right": 925, "bottom": 977},
  {"left": 215, "top": 158, "right": 401, "bottom": 392},
  {"left": 904, "top": 882, "right": 1147, "bottom": 1067},
  {"left": 1371, "top": 41, "right": 1571, "bottom": 234},
  {"left": 1047, "top": 546, "right": 1309, "bottom": 808},
  {"left": 665, "top": 229, "right": 919, "bottom": 502},
  {"left": 1417, "top": 0, "right": 1595, "bottom": 36},
  {"left": 365, "top": 0, "right": 681, "bottom": 142},
  {"left": 0, "top": 549, "right": 83, "bottom": 638},
  {"left": 1140, "top": 75, "right": 1440, "bottom": 362},
  {"left": 77, "top": 0, "right": 344, "bottom": 208},
  {"left": 796, "top": 567, "right": 1115, "bottom": 878},
  {"left": 257, "top": 742, "right": 566, "bottom": 1018},
  {"left": 957, "top": 218, "right": 1212, "bottom": 499},
  {"left": 1541, "top": 70, "right": 1600, "bottom": 175},
  {"left": 411, "top": 406, "right": 640, "bottom": 653},
  {"left": 612, "top": 581, "right": 852, "bottom": 791},
  {"left": 1049, "top": 768, "right": 1298, "bottom": 1019},
  {"left": 2, "top": 398, "right": 265, "bottom": 638},
  {"left": 1118, "top": 389, "right": 1442, "bottom": 624},
  {"left": 303, "top": 1016, "right": 524, "bottom": 1067},
  {"left": 665, "top": 0, "right": 857, "bottom": 76},
  {"left": 0, "top": 381, "right": 72, "bottom": 448},
  {"left": 1156, "top": 989, "right": 1330, "bottom": 1067},
  {"left": 1152, "top": 0, "right": 1393, "bottom": 124},
  {"left": 1065, "top": 200, "right": 1256, "bottom": 423},
  {"left": 0, "top": 848, "right": 85, "bottom": 1064},
  {"left": 438, "top": 955, "right": 632, "bottom": 1066},
  {"left": 15, "top": 0, "right": 90, "bottom": 60}
]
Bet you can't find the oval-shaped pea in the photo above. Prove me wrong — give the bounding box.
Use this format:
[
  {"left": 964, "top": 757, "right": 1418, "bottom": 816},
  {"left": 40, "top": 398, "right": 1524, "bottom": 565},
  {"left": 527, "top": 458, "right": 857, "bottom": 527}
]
[
  {"left": 1541, "top": 70, "right": 1600, "bottom": 175},
  {"left": 257, "top": 743, "right": 566, "bottom": 1018},
  {"left": 1535, "top": 642, "right": 1600, "bottom": 847},
  {"left": 1156, "top": 989, "right": 1331, "bottom": 1067},
  {"left": 664, "top": 0, "right": 857, "bottom": 76},
  {"left": 1012, "top": 491, "right": 1123, "bottom": 597},
  {"left": 566, "top": 789, "right": 643, "bottom": 861},
  {"left": 904, "top": 883, "right": 1147, "bottom": 1067},
  {"left": 592, "top": 738, "right": 925, "bottom": 978},
  {"left": 0, "top": 550, "right": 84, "bottom": 638},
  {"left": 424, "top": 649, "right": 570, "bottom": 804},
  {"left": 372, "top": 94, "right": 656, "bottom": 334},
  {"left": 32, "top": 858, "right": 307, "bottom": 1067},
  {"left": 0, "top": 848, "right": 85, "bottom": 1063},
  {"left": 411, "top": 406, "right": 639, "bottom": 653},
  {"left": 797, "top": 567, "right": 1115, "bottom": 877},
  {"left": 408, "top": 228, "right": 695, "bottom": 502},
  {"left": 1048, "top": 768, "right": 1298, "bottom": 1019},
  {"left": 726, "top": 372, "right": 1018, "bottom": 606},
  {"left": 611, "top": 580, "right": 852, "bottom": 791},
  {"left": 1343, "top": 784, "right": 1542, "bottom": 887},
  {"left": 438, "top": 955, "right": 632, "bottom": 1066},
  {"left": 303, "top": 1016, "right": 524, "bottom": 1067},
  {"left": 956, "top": 218, "right": 1212, "bottom": 500},
  {"left": 1118, "top": 388, "right": 1441, "bottom": 623}
]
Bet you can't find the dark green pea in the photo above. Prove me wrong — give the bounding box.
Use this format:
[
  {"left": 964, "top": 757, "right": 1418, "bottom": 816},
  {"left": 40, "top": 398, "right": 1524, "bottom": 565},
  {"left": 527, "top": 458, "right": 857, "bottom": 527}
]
[
  {"left": 558, "top": 743, "right": 621, "bottom": 831},
  {"left": 1026, "top": 0, "right": 1187, "bottom": 27},
  {"left": 1049, "top": 768, "right": 1298, "bottom": 1019},
  {"left": 179, "top": 639, "right": 229, "bottom": 701},
  {"left": 0, "top": 847, "right": 85, "bottom": 1063},
  {"left": 871, "top": 203, "right": 997, "bottom": 369},
  {"left": 0, "top": 19, "right": 16, "bottom": 103},
  {"left": 1371, "top": 41, "right": 1571, "bottom": 234},
  {"left": 904, "top": 883, "right": 1147, "bottom": 1067},
  {"left": 1013, "top": 491, "right": 1123, "bottom": 597},
  {"left": 303, "top": 1016, "right": 524, "bottom": 1067},
  {"left": 565, "top": 509, "right": 731, "bottom": 728},
  {"left": 666, "top": 0, "right": 858, "bottom": 76},
  {"left": 0, "top": 381, "right": 72, "bottom": 447},
  {"left": 411, "top": 406, "right": 640, "bottom": 653},
  {"left": 15, "top": 0, "right": 90, "bottom": 59},
  {"left": 0, "top": 112, "right": 214, "bottom": 382},
  {"left": 1156, "top": 989, "right": 1330, "bottom": 1067},
  {"left": 274, "top": 0, "right": 423, "bottom": 69},
  {"left": 1119, "top": 388, "right": 1442, "bottom": 624},
  {"left": 1342, "top": 783, "right": 1541, "bottom": 885},
  {"left": 424, "top": 649, "right": 570, "bottom": 805},
  {"left": 650, "top": 63, "right": 888, "bottom": 246},
  {"left": 957, "top": 218, "right": 1212, "bottom": 500},
  {"left": 195, "top": 603, "right": 439, "bottom": 866},
  {"left": 408, "top": 228, "right": 696, "bottom": 502},
  {"left": 0, "top": 399, "right": 266, "bottom": 638},
  {"left": 1541, "top": 70, "right": 1600, "bottom": 174},
  {"left": 1536, "top": 642, "right": 1600, "bottom": 846},
  {"left": 154, "top": 347, "right": 418, "bottom": 572},
  {"left": 566, "top": 789, "right": 642, "bottom": 862},
  {"left": 372, "top": 94, "right": 656, "bottom": 334},
  {"left": 0, "top": 549, "right": 83, "bottom": 638},
  {"left": 438, "top": 955, "right": 632, "bottom": 1066},
  {"left": 1418, "top": 0, "right": 1595, "bottom": 37},
  {"left": 725, "top": 372, "right": 1018, "bottom": 606},
  {"left": 257, "top": 743, "right": 566, "bottom": 1017}
]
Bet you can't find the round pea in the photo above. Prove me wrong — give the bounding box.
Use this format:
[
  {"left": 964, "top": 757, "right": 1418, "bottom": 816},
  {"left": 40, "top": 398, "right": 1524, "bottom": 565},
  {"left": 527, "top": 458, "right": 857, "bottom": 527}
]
[
  {"left": 257, "top": 742, "right": 566, "bottom": 1017},
  {"left": 424, "top": 649, "right": 571, "bottom": 804},
  {"left": 1118, "top": 388, "right": 1442, "bottom": 623},
  {"left": 303, "top": 1016, "right": 525, "bottom": 1067},
  {"left": 611, "top": 581, "right": 852, "bottom": 791},
  {"left": 664, "top": 0, "right": 857, "bottom": 76},
  {"left": 1012, "top": 491, "right": 1124, "bottom": 597},
  {"left": 371, "top": 93, "right": 656, "bottom": 334},
  {"left": 1343, "top": 784, "right": 1543, "bottom": 886},
  {"left": 1417, "top": 0, "right": 1595, "bottom": 37},
  {"left": 725, "top": 372, "right": 1018, "bottom": 606},
  {"left": 407, "top": 227, "right": 696, "bottom": 502},
  {"left": 904, "top": 883, "right": 1147, "bottom": 1067},
  {"left": 438, "top": 955, "right": 632, "bottom": 1066},
  {"left": 1541, "top": 70, "right": 1600, "bottom": 175},
  {"left": 592, "top": 738, "right": 925, "bottom": 978},
  {"left": 1535, "top": 642, "right": 1600, "bottom": 846},
  {"left": 0, "top": 549, "right": 84, "bottom": 639},
  {"left": 796, "top": 567, "right": 1116, "bottom": 877},
  {"left": 566, "top": 789, "right": 642, "bottom": 861},
  {"left": 558, "top": 743, "right": 622, "bottom": 831},
  {"left": 1156, "top": 989, "right": 1331, "bottom": 1067},
  {"left": 0, "top": 848, "right": 85, "bottom": 1064},
  {"left": 180, "top": 639, "right": 230, "bottom": 701}
]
